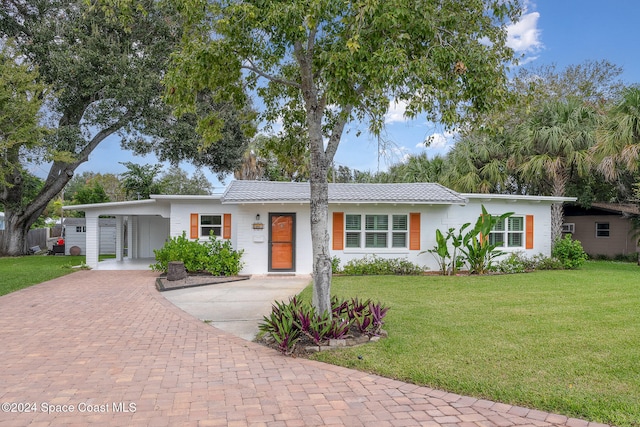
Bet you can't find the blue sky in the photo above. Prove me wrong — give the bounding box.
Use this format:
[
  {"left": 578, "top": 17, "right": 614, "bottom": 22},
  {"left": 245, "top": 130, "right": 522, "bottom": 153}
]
[{"left": 44, "top": 0, "right": 640, "bottom": 190}]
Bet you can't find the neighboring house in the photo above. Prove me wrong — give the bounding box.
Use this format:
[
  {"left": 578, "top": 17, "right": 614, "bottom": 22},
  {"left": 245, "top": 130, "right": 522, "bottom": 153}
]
[
  {"left": 563, "top": 203, "right": 640, "bottom": 258},
  {"left": 62, "top": 218, "right": 117, "bottom": 255},
  {"left": 0, "top": 212, "right": 4, "bottom": 231},
  {"left": 64, "top": 181, "right": 574, "bottom": 273}
]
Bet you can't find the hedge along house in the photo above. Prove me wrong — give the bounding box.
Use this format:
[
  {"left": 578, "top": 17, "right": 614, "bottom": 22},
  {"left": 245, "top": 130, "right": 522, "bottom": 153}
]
[{"left": 64, "top": 181, "right": 574, "bottom": 273}]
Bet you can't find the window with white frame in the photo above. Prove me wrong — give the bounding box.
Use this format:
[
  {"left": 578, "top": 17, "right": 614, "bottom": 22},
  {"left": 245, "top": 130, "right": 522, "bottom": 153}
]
[
  {"left": 596, "top": 222, "right": 610, "bottom": 238},
  {"left": 345, "top": 214, "right": 407, "bottom": 249},
  {"left": 75, "top": 226, "right": 86, "bottom": 233},
  {"left": 489, "top": 216, "right": 524, "bottom": 248},
  {"left": 200, "top": 214, "right": 222, "bottom": 237}
]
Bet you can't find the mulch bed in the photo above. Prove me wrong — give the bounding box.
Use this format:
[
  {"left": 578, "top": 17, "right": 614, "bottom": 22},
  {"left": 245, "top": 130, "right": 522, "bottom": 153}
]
[{"left": 155, "top": 274, "right": 250, "bottom": 292}]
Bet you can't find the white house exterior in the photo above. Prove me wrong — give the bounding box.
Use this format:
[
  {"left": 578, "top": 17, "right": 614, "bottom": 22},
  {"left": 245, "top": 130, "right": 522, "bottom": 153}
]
[{"left": 64, "top": 181, "right": 572, "bottom": 273}]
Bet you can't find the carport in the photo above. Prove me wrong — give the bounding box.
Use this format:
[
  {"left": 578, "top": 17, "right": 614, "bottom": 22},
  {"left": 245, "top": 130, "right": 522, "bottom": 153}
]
[{"left": 63, "top": 199, "right": 171, "bottom": 269}]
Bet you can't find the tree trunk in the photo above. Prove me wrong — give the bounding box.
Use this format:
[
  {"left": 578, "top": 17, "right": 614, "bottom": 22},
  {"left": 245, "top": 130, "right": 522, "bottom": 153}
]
[
  {"left": 0, "top": 212, "right": 31, "bottom": 256},
  {"left": 310, "top": 169, "right": 332, "bottom": 315},
  {"left": 550, "top": 172, "right": 567, "bottom": 246},
  {"left": 550, "top": 203, "right": 564, "bottom": 246}
]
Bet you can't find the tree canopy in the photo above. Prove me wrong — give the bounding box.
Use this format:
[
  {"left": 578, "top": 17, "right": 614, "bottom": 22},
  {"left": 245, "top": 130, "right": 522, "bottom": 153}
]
[
  {"left": 0, "top": 0, "right": 251, "bottom": 255},
  {"left": 165, "top": 0, "right": 523, "bottom": 313}
]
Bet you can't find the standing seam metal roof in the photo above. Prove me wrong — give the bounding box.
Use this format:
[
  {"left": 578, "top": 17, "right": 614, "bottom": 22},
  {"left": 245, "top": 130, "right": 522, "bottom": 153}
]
[{"left": 221, "top": 180, "right": 466, "bottom": 204}]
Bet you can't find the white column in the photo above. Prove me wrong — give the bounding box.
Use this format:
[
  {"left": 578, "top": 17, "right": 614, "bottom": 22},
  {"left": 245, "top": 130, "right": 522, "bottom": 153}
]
[
  {"left": 115, "top": 216, "right": 123, "bottom": 261},
  {"left": 85, "top": 215, "right": 99, "bottom": 269},
  {"left": 128, "top": 216, "right": 137, "bottom": 259}
]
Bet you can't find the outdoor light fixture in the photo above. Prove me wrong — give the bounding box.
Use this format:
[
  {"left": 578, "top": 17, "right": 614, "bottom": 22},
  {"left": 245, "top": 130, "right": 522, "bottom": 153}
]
[{"left": 252, "top": 214, "right": 264, "bottom": 230}]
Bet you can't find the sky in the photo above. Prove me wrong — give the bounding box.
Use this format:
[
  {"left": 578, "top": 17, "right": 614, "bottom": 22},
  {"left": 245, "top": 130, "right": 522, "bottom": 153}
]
[{"left": 40, "top": 0, "right": 640, "bottom": 191}]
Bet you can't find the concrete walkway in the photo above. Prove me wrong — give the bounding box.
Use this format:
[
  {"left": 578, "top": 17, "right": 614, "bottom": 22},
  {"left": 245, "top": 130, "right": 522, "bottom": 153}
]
[
  {"left": 162, "top": 275, "right": 311, "bottom": 341},
  {"left": 0, "top": 271, "right": 609, "bottom": 427}
]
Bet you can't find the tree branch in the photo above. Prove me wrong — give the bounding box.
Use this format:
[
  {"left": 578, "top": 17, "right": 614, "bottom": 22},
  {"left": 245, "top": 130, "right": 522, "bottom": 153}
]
[
  {"left": 325, "top": 104, "right": 353, "bottom": 161},
  {"left": 242, "top": 60, "right": 300, "bottom": 89}
]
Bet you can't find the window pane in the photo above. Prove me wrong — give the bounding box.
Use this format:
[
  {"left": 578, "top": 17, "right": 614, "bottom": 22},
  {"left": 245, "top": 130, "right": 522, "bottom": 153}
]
[
  {"left": 392, "top": 215, "right": 407, "bottom": 230},
  {"left": 596, "top": 222, "right": 610, "bottom": 237},
  {"left": 508, "top": 232, "right": 522, "bottom": 247},
  {"left": 345, "top": 214, "right": 361, "bottom": 230},
  {"left": 492, "top": 218, "right": 505, "bottom": 231},
  {"left": 392, "top": 232, "right": 407, "bottom": 248},
  {"left": 346, "top": 232, "right": 361, "bottom": 248},
  {"left": 201, "top": 215, "right": 221, "bottom": 225},
  {"left": 489, "top": 232, "right": 504, "bottom": 247},
  {"left": 366, "top": 215, "right": 388, "bottom": 230},
  {"left": 365, "top": 232, "right": 387, "bottom": 248},
  {"left": 509, "top": 217, "right": 523, "bottom": 231},
  {"left": 201, "top": 226, "right": 221, "bottom": 237}
]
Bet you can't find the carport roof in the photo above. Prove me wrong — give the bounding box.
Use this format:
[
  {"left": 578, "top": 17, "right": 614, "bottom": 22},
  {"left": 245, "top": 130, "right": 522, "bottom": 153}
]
[{"left": 221, "top": 180, "right": 467, "bottom": 204}]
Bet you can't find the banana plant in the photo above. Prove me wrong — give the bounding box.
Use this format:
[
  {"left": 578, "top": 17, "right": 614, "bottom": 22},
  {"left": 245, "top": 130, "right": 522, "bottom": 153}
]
[{"left": 460, "top": 205, "right": 513, "bottom": 274}]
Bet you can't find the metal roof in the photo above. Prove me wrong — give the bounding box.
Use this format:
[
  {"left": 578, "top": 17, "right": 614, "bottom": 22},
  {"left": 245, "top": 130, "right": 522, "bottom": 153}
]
[{"left": 221, "top": 181, "right": 466, "bottom": 204}]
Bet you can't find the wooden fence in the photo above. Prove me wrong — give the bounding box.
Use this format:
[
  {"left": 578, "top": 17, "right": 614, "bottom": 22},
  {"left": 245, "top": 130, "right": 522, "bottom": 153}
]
[{"left": 0, "top": 228, "right": 50, "bottom": 251}]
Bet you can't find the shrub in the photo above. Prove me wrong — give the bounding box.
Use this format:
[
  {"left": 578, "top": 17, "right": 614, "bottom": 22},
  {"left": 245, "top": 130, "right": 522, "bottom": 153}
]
[
  {"left": 552, "top": 235, "right": 588, "bottom": 269},
  {"left": 258, "top": 298, "right": 301, "bottom": 355},
  {"left": 331, "top": 256, "right": 341, "bottom": 274},
  {"left": 151, "top": 231, "right": 244, "bottom": 275},
  {"left": 530, "top": 253, "right": 564, "bottom": 270},
  {"left": 341, "top": 255, "right": 425, "bottom": 275},
  {"left": 258, "top": 295, "right": 390, "bottom": 354},
  {"left": 495, "top": 252, "right": 535, "bottom": 274}
]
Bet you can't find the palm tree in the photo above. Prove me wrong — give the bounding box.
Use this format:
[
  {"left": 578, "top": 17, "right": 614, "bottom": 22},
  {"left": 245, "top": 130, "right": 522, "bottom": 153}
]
[
  {"left": 442, "top": 132, "right": 512, "bottom": 193},
  {"left": 593, "top": 86, "right": 640, "bottom": 181},
  {"left": 398, "top": 153, "right": 446, "bottom": 183},
  {"left": 517, "top": 99, "right": 597, "bottom": 241}
]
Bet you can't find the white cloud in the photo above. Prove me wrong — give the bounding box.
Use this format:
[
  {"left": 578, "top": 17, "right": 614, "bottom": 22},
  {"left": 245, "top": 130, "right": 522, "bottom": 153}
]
[
  {"left": 420, "top": 130, "right": 457, "bottom": 150},
  {"left": 507, "top": 12, "right": 542, "bottom": 54},
  {"left": 385, "top": 99, "right": 409, "bottom": 124}
]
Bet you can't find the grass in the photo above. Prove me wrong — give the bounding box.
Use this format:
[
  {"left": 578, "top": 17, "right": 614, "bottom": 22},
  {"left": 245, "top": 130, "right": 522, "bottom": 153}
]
[
  {"left": 0, "top": 255, "right": 87, "bottom": 296},
  {"left": 302, "top": 261, "right": 640, "bottom": 427}
]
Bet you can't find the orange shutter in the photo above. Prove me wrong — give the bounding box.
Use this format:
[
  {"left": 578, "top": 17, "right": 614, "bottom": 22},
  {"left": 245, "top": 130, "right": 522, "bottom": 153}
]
[
  {"left": 409, "top": 212, "right": 421, "bottom": 250},
  {"left": 332, "top": 212, "right": 344, "bottom": 250},
  {"left": 223, "top": 214, "right": 232, "bottom": 239},
  {"left": 190, "top": 213, "right": 199, "bottom": 239},
  {"left": 526, "top": 215, "right": 534, "bottom": 249}
]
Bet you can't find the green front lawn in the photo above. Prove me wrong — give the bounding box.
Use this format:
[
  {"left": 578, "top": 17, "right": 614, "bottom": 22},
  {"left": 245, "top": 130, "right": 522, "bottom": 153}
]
[
  {"left": 305, "top": 261, "right": 640, "bottom": 427},
  {"left": 0, "top": 255, "right": 86, "bottom": 296}
]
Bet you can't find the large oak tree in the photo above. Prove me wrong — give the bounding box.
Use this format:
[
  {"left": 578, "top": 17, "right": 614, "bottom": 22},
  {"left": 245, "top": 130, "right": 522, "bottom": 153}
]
[
  {"left": 164, "top": 0, "right": 522, "bottom": 314},
  {"left": 0, "top": 0, "right": 251, "bottom": 255}
]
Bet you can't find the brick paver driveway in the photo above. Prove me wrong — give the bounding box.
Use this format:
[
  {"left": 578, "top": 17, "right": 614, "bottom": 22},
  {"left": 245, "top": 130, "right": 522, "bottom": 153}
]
[{"left": 0, "top": 271, "right": 609, "bottom": 427}]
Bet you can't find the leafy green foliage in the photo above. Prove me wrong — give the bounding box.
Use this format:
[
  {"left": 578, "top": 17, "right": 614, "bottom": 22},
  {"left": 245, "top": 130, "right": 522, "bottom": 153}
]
[
  {"left": 162, "top": 0, "right": 523, "bottom": 315},
  {"left": 330, "top": 256, "right": 341, "bottom": 274},
  {"left": 424, "top": 225, "right": 469, "bottom": 275},
  {"left": 157, "top": 167, "right": 212, "bottom": 195},
  {"left": 259, "top": 295, "right": 390, "bottom": 354},
  {"left": 552, "top": 234, "right": 588, "bottom": 269},
  {"left": 120, "top": 162, "right": 164, "bottom": 200},
  {"left": 0, "top": 0, "right": 250, "bottom": 255},
  {"left": 0, "top": 45, "right": 48, "bottom": 192},
  {"left": 151, "top": 232, "right": 244, "bottom": 276},
  {"left": 460, "top": 206, "right": 513, "bottom": 274},
  {"left": 340, "top": 255, "right": 425, "bottom": 276},
  {"left": 258, "top": 298, "right": 301, "bottom": 355}
]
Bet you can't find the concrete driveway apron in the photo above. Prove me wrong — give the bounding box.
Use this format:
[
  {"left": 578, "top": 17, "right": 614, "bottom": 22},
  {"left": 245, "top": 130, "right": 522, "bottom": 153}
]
[
  {"left": 161, "top": 275, "right": 311, "bottom": 341},
  {"left": 0, "top": 270, "right": 610, "bottom": 427}
]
